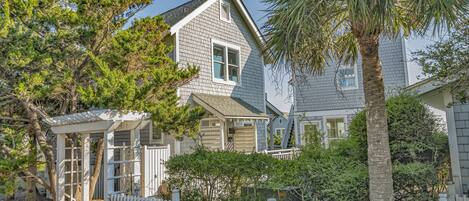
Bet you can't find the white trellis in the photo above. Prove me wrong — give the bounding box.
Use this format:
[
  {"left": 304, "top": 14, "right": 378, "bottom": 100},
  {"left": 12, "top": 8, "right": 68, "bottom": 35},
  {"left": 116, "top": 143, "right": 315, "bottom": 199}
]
[{"left": 46, "top": 110, "right": 151, "bottom": 201}]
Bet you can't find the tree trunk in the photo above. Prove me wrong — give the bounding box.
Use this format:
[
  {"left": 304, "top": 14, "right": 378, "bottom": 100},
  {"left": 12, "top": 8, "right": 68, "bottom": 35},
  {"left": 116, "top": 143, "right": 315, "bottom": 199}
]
[
  {"left": 89, "top": 138, "right": 104, "bottom": 200},
  {"left": 358, "top": 35, "right": 394, "bottom": 201},
  {"left": 26, "top": 134, "right": 37, "bottom": 201},
  {"left": 22, "top": 102, "right": 57, "bottom": 200}
]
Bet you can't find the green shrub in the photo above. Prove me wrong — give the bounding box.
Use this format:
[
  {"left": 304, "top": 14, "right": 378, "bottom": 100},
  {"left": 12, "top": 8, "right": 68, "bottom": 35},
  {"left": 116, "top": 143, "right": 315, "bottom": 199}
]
[
  {"left": 165, "top": 148, "right": 280, "bottom": 201},
  {"left": 348, "top": 94, "right": 449, "bottom": 200},
  {"left": 349, "top": 94, "right": 446, "bottom": 164},
  {"left": 393, "top": 162, "right": 438, "bottom": 201}
]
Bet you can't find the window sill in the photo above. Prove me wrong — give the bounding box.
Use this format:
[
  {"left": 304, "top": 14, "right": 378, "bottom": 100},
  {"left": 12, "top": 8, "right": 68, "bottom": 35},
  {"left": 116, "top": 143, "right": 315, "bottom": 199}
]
[
  {"left": 213, "top": 78, "right": 240, "bottom": 86},
  {"left": 340, "top": 86, "right": 359, "bottom": 91}
]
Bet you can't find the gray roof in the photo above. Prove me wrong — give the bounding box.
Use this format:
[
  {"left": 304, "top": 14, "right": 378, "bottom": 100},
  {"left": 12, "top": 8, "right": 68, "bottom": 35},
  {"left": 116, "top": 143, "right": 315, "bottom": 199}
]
[
  {"left": 192, "top": 93, "right": 268, "bottom": 119},
  {"left": 161, "top": 0, "right": 208, "bottom": 26}
]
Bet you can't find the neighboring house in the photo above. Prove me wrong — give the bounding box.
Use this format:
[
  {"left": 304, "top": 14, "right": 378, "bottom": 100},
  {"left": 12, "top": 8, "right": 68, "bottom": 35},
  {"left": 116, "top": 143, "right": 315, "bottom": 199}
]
[
  {"left": 288, "top": 37, "right": 409, "bottom": 147},
  {"left": 266, "top": 99, "right": 288, "bottom": 149},
  {"left": 159, "top": 0, "right": 268, "bottom": 154},
  {"left": 408, "top": 79, "right": 469, "bottom": 198}
]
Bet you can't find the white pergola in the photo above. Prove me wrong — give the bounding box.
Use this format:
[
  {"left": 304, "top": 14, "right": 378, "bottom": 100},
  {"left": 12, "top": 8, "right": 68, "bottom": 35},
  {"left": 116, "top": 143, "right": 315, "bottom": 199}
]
[{"left": 45, "top": 109, "right": 151, "bottom": 201}]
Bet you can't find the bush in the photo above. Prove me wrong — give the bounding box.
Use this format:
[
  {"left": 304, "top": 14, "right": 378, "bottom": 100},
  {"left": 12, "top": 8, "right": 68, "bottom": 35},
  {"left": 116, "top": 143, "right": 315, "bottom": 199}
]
[
  {"left": 348, "top": 94, "right": 449, "bottom": 200},
  {"left": 165, "top": 148, "right": 280, "bottom": 201},
  {"left": 349, "top": 94, "right": 447, "bottom": 164},
  {"left": 393, "top": 162, "right": 439, "bottom": 201}
]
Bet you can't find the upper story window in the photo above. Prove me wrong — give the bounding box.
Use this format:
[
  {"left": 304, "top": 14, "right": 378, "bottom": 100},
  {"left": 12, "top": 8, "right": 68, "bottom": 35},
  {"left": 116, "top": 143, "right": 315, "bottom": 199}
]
[
  {"left": 212, "top": 39, "right": 240, "bottom": 85},
  {"left": 338, "top": 64, "right": 358, "bottom": 90},
  {"left": 220, "top": 0, "right": 231, "bottom": 22}
]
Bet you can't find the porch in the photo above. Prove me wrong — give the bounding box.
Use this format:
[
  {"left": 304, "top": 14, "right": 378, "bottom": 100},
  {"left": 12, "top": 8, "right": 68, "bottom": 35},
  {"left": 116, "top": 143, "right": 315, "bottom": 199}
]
[
  {"left": 45, "top": 110, "right": 171, "bottom": 201},
  {"left": 191, "top": 93, "right": 269, "bottom": 153}
]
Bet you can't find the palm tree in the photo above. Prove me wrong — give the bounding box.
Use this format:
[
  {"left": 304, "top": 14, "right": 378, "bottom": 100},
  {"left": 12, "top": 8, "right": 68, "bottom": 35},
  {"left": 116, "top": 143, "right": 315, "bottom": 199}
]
[{"left": 263, "top": 0, "right": 467, "bottom": 200}]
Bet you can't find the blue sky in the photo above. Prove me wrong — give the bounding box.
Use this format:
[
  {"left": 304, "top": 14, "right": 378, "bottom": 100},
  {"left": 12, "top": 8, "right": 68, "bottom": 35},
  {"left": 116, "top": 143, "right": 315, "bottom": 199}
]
[{"left": 135, "top": 0, "right": 441, "bottom": 112}]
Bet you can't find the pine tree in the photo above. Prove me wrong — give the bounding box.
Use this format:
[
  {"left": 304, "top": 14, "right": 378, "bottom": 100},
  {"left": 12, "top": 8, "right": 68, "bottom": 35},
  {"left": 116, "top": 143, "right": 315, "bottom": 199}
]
[{"left": 0, "top": 1, "right": 203, "bottom": 200}]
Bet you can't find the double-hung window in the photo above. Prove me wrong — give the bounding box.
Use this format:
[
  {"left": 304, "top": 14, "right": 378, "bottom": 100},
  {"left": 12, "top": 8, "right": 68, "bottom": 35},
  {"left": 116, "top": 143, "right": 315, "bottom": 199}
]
[
  {"left": 326, "top": 118, "right": 346, "bottom": 141},
  {"left": 338, "top": 64, "right": 358, "bottom": 89},
  {"left": 212, "top": 39, "right": 240, "bottom": 84}
]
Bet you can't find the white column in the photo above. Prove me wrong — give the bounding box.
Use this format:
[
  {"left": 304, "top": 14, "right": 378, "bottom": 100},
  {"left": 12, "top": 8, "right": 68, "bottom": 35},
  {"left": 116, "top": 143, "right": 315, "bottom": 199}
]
[
  {"left": 254, "top": 120, "right": 258, "bottom": 152},
  {"left": 56, "top": 134, "right": 66, "bottom": 201},
  {"left": 444, "top": 91, "right": 463, "bottom": 194},
  {"left": 81, "top": 133, "right": 90, "bottom": 201},
  {"left": 220, "top": 120, "right": 225, "bottom": 150},
  {"left": 103, "top": 130, "right": 115, "bottom": 201},
  {"left": 130, "top": 126, "right": 141, "bottom": 195}
]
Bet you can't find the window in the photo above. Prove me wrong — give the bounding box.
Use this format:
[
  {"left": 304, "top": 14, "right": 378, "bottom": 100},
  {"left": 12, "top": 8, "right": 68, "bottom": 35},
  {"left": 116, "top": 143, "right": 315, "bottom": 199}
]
[
  {"left": 212, "top": 39, "right": 240, "bottom": 85},
  {"left": 338, "top": 64, "right": 358, "bottom": 89},
  {"left": 302, "top": 122, "right": 320, "bottom": 145},
  {"left": 326, "top": 118, "right": 346, "bottom": 139},
  {"left": 150, "top": 124, "right": 164, "bottom": 145},
  {"left": 220, "top": 0, "right": 231, "bottom": 22},
  {"left": 275, "top": 128, "right": 285, "bottom": 136},
  {"left": 213, "top": 45, "right": 225, "bottom": 80}
]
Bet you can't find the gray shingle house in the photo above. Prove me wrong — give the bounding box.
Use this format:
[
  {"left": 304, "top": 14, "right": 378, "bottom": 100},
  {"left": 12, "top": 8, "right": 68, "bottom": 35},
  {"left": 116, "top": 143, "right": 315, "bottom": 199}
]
[
  {"left": 158, "top": 0, "right": 268, "bottom": 154},
  {"left": 289, "top": 37, "right": 409, "bottom": 147}
]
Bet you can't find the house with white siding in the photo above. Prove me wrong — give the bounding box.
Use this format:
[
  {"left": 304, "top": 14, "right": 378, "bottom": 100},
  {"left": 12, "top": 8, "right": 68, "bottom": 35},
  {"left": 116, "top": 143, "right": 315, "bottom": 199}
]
[
  {"left": 284, "top": 37, "right": 409, "bottom": 148},
  {"left": 159, "top": 0, "right": 269, "bottom": 154}
]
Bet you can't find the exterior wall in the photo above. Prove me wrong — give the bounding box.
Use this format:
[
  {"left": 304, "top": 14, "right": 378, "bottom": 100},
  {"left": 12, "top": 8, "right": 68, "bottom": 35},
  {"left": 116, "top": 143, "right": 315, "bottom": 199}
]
[
  {"left": 176, "top": 0, "right": 265, "bottom": 113},
  {"left": 270, "top": 116, "right": 287, "bottom": 134},
  {"left": 455, "top": 103, "right": 469, "bottom": 190},
  {"left": 294, "top": 36, "right": 407, "bottom": 113},
  {"left": 293, "top": 37, "right": 407, "bottom": 146},
  {"left": 166, "top": 0, "right": 266, "bottom": 153}
]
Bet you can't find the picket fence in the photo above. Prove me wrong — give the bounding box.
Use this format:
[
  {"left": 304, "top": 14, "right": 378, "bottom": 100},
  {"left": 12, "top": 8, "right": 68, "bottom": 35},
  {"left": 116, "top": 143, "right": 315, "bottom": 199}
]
[
  {"left": 109, "top": 194, "right": 163, "bottom": 201},
  {"left": 264, "top": 148, "right": 300, "bottom": 160}
]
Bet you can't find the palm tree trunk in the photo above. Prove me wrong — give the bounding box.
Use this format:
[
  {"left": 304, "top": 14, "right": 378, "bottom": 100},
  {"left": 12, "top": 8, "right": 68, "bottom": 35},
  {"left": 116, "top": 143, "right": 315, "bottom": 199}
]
[{"left": 357, "top": 34, "right": 394, "bottom": 201}]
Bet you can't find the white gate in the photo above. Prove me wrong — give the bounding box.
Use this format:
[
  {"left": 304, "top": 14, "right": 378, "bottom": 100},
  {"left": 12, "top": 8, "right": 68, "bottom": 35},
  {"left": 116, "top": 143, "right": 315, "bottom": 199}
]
[{"left": 142, "top": 145, "right": 171, "bottom": 197}]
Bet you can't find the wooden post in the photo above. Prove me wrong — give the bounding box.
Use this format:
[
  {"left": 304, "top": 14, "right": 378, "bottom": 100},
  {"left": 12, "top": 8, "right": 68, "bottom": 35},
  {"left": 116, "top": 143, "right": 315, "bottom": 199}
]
[
  {"left": 81, "top": 133, "right": 90, "bottom": 201},
  {"left": 140, "top": 145, "right": 147, "bottom": 197},
  {"left": 56, "top": 134, "right": 66, "bottom": 201},
  {"left": 131, "top": 126, "right": 141, "bottom": 195},
  {"left": 103, "top": 129, "right": 115, "bottom": 201}
]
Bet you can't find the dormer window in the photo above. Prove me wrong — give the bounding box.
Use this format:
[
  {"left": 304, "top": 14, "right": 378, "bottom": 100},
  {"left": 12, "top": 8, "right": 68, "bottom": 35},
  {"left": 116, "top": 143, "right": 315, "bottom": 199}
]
[
  {"left": 220, "top": 0, "right": 231, "bottom": 22},
  {"left": 338, "top": 64, "right": 358, "bottom": 90}
]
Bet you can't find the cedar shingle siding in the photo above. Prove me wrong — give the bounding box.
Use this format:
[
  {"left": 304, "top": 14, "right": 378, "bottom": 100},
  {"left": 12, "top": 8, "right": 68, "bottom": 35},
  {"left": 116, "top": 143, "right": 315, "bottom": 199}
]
[
  {"left": 294, "top": 37, "right": 407, "bottom": 113},
  {"left": 455, "top": 103, "right": 469, "bottom": 190},
  {"left": 176, "top": 0, "right": 265, "bottom": 113}
]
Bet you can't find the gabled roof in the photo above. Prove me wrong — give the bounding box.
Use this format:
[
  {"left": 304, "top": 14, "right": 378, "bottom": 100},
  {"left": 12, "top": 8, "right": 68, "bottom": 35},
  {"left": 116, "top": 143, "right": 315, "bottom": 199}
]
[
  {"left": 161, "top": 0, "right": 208, "bottom": 26},
  {"left": 406, "top": 78, "right": 449, "bottom": 96},
  {"left": 191, "top": 93, "right": 268, "bottom": 120},
  {"left": 265, "top": 99, "right": 285, "bottom": 118},
  {"left": 161, "top": 0, "right": 265, "bottom": 48}
]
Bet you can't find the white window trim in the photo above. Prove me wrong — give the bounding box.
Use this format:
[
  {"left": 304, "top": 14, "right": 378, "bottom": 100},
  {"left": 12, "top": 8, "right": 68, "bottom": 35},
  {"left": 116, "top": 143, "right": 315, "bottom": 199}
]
[
  {"left": 219, "top": 0, "right": 231, "bottom": 23},
  {"left": 323, "top": 116, "right": 348, "bottom": 146},
  {"left": 275, "top": 128, "right": 285, "bottom": 136},
  {"left": 211, "top": 38, "right": 241, "bottom": 86},
  {"left": 299, "top": 120, "right": 321, "bottom": 146},
  {"left": 338, "top": 64, "right": 359, "bottom": 90}
]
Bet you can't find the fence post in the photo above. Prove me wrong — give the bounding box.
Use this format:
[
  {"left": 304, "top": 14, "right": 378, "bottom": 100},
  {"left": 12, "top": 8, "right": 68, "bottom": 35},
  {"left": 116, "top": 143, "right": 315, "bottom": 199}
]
[
  {"left": 172, "top": 188, "right": 180, "bottom": 201},
  {"left": 140, "top": 145, "right": 147, "bottom": 197}
]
